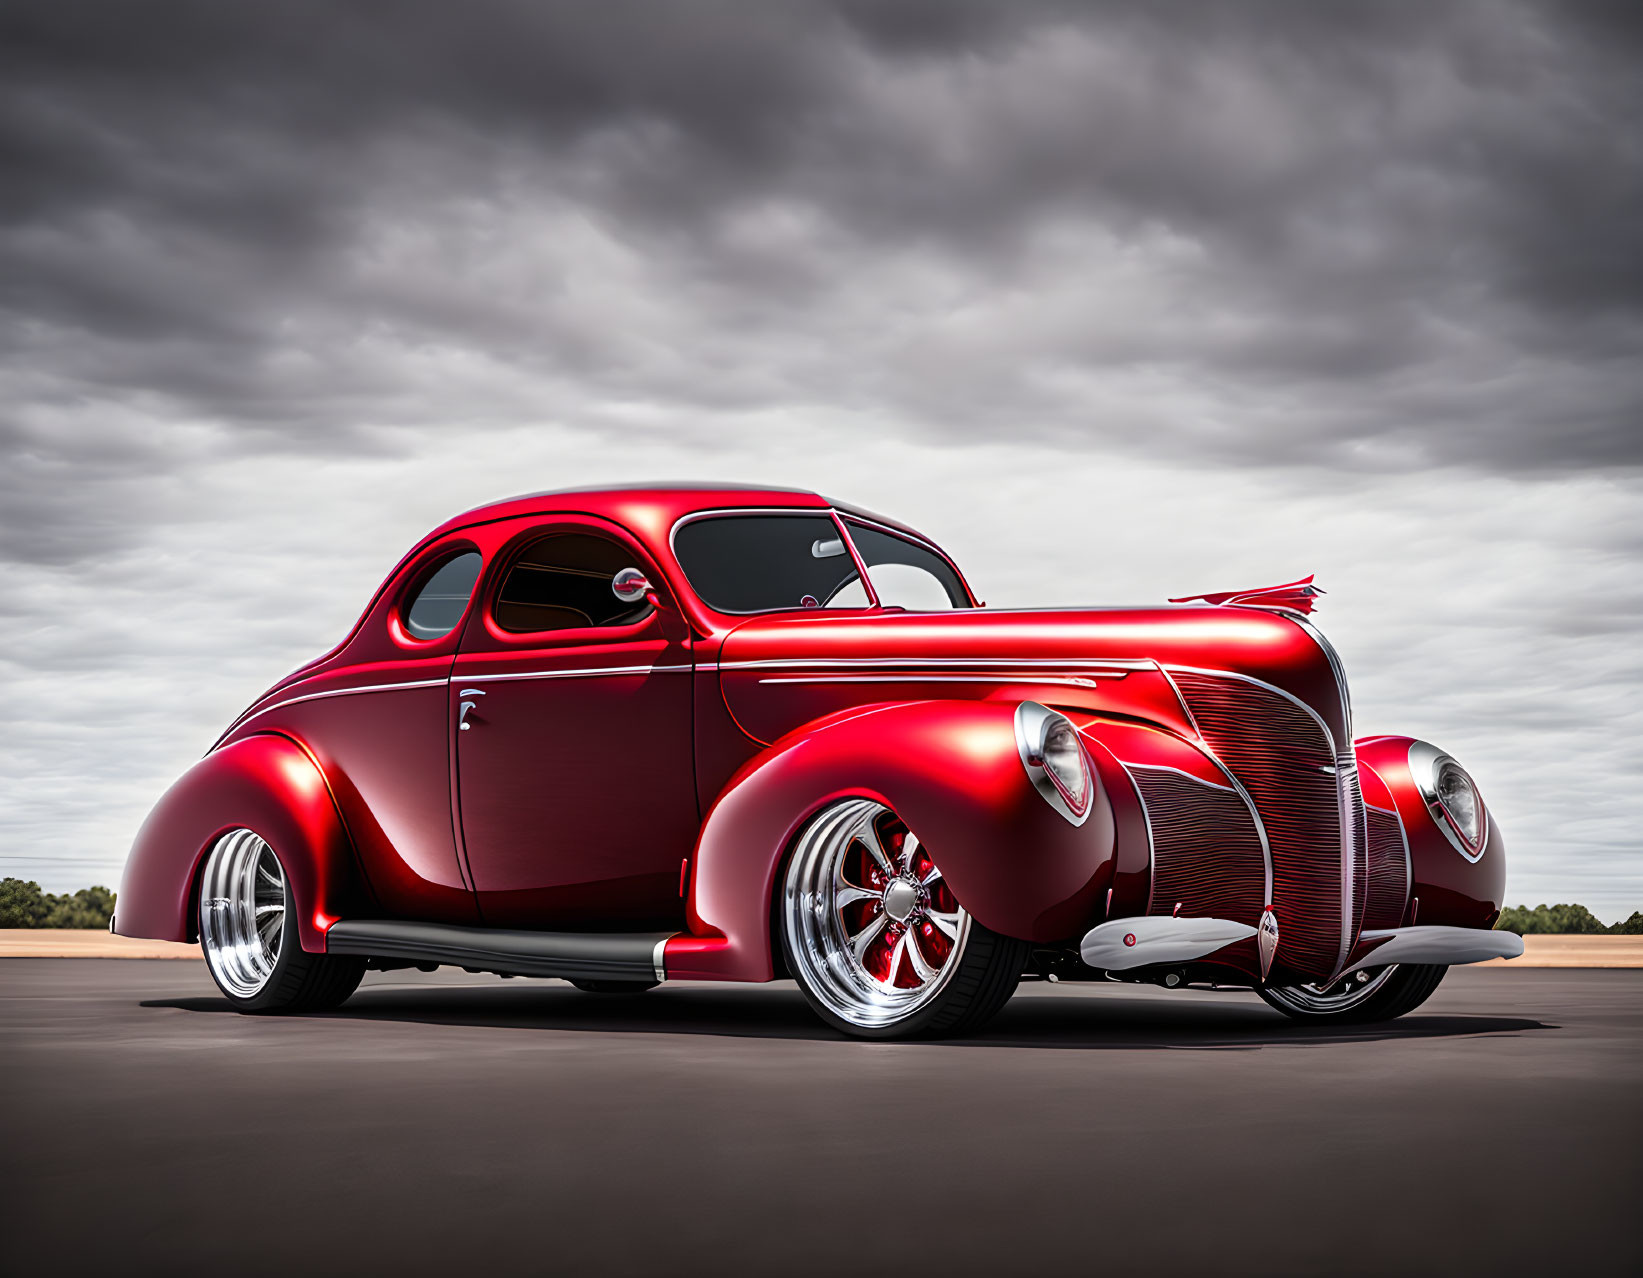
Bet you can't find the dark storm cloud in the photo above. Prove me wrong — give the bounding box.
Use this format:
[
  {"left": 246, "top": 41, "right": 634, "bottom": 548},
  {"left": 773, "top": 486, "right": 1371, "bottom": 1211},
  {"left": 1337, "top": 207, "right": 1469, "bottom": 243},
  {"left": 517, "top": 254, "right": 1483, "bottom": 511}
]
[
  {"left": 1, "top": 3, "right": 1640, "bottom": 917},
  {"left": 1, "top": 0, "right": 1639, "bottom": 497}
]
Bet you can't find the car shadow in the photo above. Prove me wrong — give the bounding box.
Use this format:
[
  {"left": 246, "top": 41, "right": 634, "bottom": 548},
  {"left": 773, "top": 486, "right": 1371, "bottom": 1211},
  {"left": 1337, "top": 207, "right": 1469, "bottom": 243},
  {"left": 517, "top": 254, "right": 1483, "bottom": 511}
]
[{"left": 141, "top": 980, "right": 1554, "bottom": 1049}]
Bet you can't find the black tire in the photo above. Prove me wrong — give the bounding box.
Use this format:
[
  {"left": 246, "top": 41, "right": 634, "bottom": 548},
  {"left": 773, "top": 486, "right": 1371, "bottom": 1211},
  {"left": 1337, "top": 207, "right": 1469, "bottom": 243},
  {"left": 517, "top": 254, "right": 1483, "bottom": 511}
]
[
  {"left": 569, "top": 979, "right": 659, "bottom": 995},
  {"left": 1258, "top": 963, "right": 1447, "bottom": 1024},
  {"left": 197, "top": 831, "right": 366, "bottom": 1014},
  {"left": 779, "top": 797, "right": 1030, "bottom": 1040},
  {"left": 783, "top": 909, "right": 1030, "bottom": 1041},
  {"left": 234, "top": 943, "right": 368, "bottom": 1015}
]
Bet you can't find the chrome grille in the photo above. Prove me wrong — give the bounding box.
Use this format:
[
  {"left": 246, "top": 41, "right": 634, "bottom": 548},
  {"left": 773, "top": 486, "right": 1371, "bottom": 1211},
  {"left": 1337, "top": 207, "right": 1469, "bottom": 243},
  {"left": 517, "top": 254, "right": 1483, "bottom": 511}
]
[
  {"left": 1169, "top": 668, "right": 1364, "bottom": 981},
  {"left": 1129, "top": 766, "right": 1266, "bottom": 928},
  {"left": 1363, "top": 805, "right": 1411, "bottom": 932}
]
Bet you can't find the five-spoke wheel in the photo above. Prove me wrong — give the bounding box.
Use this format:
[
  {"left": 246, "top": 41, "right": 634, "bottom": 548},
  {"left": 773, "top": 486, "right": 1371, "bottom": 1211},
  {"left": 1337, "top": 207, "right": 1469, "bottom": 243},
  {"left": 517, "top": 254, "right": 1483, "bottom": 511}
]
[{"left": 781, "top": 798, "right": 1028, "bottom": 1038}]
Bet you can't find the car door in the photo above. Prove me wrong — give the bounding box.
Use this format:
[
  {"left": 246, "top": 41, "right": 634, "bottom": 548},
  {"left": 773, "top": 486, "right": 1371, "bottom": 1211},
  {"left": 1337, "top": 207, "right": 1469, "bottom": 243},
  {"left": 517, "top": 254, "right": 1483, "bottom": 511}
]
[
  {"left": 271, "top": 535, "right": 486, "bottom": 924},
  {"left": 451, "top": 516, "right": 697, "bottom": 929}
]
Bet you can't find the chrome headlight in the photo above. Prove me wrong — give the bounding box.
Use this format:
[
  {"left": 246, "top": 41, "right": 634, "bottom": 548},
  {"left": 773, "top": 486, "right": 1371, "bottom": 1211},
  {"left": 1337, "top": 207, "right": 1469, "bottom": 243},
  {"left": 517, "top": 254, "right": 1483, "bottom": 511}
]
[
  {"left": 1014, "top": 701, "right": 1094, "bottom": 826},
  {"left": 1408, "top": 740, "right": 1487, "bottom": 861}
]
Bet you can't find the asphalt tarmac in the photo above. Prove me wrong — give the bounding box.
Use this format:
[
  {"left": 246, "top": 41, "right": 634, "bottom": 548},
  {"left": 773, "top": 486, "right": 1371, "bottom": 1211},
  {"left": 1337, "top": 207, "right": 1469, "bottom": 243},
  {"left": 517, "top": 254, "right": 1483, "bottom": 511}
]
[{"left": 1, "top": 961, "right": 1637, "bottom": 1277}]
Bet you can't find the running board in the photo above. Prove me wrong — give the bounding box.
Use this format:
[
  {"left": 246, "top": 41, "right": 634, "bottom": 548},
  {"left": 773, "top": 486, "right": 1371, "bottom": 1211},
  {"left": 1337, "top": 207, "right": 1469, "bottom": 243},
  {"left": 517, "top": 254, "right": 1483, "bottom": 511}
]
[
  {"left": 1353, "top": 925, "right": 1523, "bottom": 967},
  {"left": 1080, "top": 916, "right": 1256, "bottom": 971},
  {"left": 325, "top": 920, "right": 673, "bottom": 983}
]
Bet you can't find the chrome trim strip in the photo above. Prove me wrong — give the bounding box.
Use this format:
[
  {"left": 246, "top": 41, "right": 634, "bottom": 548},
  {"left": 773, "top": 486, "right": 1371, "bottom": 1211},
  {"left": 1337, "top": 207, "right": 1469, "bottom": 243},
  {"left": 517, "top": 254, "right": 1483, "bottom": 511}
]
[
  {"left": 1288, "top": 615, "right": 1353, "bottom": 729},
  {"left": 834, "top": 510, "right": 952, "bottom": 559},
  {"left": 722, "top": 657, "right": 1151, "bottom": 672},
  {"left": 242, "top": 677, "right": 449, "bottom": 720},
  {"left": 652, "top": 935, "right": 671, "bottom": 983},
  {"left": 757, "top": 674, "right": 1104, "bottom": 688},
  {"left": 1332, "top": 757, "right": 1362, "bottom": 978},
  {"left": 1123, "top": 762, "right": 1235, "bottom": 793},
  {"left": 1157, "top": 666, "right": 1206, "bottom": 742},
  {"left": 1279, "top": 616, "right": 1361, "bottom": 979},
  {"left": 460, "top": 664, "right": 693, "bottom": 684}
]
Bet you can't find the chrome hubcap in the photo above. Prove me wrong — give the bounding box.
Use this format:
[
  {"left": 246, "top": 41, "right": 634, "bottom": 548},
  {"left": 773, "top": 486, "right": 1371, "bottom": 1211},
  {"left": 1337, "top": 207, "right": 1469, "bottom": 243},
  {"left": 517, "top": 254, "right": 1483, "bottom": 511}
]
[
  {"left": 883, "top": 878, "right": 921, "bottom": 923},
  {"left": 199, "top": 829, "right": 286, "bottom": 999},
  {"left": 783, "top": 798, "right": 971, "bottom": 1029}
]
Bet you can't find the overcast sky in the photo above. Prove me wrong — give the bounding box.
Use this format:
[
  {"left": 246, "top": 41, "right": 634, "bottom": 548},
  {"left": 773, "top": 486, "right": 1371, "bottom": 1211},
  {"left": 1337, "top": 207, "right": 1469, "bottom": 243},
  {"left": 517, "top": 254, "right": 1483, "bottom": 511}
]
[{"left": 2, "top": 1, "right": 1639, "bottom": 919}]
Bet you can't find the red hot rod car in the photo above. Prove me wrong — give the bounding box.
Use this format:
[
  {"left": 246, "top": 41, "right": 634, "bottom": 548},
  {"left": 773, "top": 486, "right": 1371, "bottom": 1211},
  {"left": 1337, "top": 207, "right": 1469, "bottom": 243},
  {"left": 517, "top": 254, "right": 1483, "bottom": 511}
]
[{"left": 117, "top": 484, "right": 1521, "bottom": 1038}]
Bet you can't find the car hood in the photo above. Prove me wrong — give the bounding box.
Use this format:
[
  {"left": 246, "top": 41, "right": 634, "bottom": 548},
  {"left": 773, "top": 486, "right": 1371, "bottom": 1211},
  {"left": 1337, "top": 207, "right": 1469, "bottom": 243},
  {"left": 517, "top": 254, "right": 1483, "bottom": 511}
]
[{"left": 715, "top": 605, "right": 1348, "bottom": 748}]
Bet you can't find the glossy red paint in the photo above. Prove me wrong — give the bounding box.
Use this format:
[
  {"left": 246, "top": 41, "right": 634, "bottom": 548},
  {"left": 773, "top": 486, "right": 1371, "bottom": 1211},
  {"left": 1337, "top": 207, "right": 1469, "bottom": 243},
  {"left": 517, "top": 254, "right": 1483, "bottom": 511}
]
[
  {"left": 117, "top": 483, "right": 1508, "bottom": 996},
  {"left": 1353, "top": 735, "right": 1505, "bottom": 943},
  {"left": 450, "top": 514, "right": 696, "bottom": 928},
  {"left": 670, "top": 699, "right": 1117, "bottom": 982},
  {"left": 117, "top": 734, "right": 358, "bottom": 952}
]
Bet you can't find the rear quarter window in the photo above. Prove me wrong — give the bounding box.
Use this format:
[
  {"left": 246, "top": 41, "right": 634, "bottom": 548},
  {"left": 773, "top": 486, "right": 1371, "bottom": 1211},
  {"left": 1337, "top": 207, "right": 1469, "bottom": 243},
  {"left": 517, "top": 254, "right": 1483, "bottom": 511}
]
[{"left": 403, "top": 551, "right": 483, "bottom": 640}]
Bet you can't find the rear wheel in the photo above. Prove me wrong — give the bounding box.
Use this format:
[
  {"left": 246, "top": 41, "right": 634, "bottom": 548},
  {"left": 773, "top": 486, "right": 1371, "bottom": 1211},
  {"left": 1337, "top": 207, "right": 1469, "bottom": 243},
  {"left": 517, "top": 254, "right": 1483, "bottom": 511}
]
[
  {"left": 780, "top": 798, "right": 1028, "bottom": 1040},
  {"left": 1258, "top": 963, "right": 1447, "bottom": 1023},
  {"left": 198, "top": 829, "right": 365, "bottom": 1014}
]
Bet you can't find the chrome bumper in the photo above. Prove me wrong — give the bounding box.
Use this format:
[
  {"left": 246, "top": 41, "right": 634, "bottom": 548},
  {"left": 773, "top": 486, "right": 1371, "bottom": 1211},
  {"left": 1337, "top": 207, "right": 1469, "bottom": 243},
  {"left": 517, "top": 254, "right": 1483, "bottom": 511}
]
[
  {"left": 1080, "top": 916, "right": 1256, "bottom": 971},
  {"left": 1354, "top": 925, "right": 1523, "bottom": 966},
  {"left": 1079, "top": 916, "right": 1524, "bottom": 973}
]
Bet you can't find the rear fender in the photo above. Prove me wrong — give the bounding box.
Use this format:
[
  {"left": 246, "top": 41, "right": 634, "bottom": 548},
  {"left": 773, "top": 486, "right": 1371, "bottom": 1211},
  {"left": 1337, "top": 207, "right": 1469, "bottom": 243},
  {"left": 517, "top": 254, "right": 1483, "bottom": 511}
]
[
  {"left": 675, "top": 700, "right": 1116, "bottom": 982},
  {"left": 115, "top": 734, "right": 363, "bottom": 952},
  {"left": 1355, "top": 735, "right": 1505, "bottom": 930}
]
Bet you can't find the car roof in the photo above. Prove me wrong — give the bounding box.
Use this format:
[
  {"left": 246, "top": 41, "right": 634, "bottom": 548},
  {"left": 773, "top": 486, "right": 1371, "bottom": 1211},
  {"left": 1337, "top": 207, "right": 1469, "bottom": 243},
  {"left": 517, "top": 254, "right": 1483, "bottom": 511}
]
[{"left": 423, "top": 483, "right": 935, "bottom": 548}]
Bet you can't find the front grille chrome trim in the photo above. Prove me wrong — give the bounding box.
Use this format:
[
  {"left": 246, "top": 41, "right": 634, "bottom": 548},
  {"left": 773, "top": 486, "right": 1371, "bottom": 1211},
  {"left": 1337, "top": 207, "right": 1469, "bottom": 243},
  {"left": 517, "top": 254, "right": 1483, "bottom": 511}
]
[{"left": 1166, "top": 659, "right": 1366, "bottom": 983}]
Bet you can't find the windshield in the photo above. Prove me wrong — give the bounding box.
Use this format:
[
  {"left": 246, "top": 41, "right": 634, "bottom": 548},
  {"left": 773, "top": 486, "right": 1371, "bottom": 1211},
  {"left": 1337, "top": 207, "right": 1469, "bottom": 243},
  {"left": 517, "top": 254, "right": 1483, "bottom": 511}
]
[
  {"left": 843, "top": 519, "right": 969, "bottom": 610},
  {"left": 673, "top": 512, "right": 970, "bottom": 614},
  {"left": 673, "top": 514, "right": 866, "bottom": 613}
]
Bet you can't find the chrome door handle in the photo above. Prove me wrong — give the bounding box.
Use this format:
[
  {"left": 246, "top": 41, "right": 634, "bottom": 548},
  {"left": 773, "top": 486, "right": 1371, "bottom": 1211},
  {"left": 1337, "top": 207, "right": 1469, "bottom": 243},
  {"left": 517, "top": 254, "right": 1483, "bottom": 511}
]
[{"left": 458, "top": 688, "right": 485, "bottom": 730}]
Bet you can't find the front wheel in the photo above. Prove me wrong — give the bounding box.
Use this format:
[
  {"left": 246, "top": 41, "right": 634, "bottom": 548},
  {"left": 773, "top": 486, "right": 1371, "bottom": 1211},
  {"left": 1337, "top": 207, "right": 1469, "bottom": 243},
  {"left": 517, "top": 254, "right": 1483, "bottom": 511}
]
[
  {"left": 1258, "top": 963, "right": 1447, "bottom": 1023},
  {"left": 781, "top": 798, "right": 1029, "bottom": 1040},
  {"left": 199, "top": 828, "right": 365, "bottom": 1014}
]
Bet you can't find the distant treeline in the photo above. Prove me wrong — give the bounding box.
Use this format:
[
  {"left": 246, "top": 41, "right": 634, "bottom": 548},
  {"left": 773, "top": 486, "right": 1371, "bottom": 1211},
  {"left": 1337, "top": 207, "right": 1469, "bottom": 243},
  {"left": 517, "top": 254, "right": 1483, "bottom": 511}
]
[
  {"left": 1497, "top": 903, "right": 1643, "bottom": 935},
  {"left": 0, "top": 878, "right": 116, "bottom": 929}
]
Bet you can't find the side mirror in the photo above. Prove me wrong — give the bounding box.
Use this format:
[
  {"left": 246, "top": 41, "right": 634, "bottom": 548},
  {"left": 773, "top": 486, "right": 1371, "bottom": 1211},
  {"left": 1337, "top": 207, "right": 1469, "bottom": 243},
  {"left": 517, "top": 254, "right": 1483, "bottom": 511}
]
[{"left": 612, "top": 566, "right": 660, "bottom": 607}]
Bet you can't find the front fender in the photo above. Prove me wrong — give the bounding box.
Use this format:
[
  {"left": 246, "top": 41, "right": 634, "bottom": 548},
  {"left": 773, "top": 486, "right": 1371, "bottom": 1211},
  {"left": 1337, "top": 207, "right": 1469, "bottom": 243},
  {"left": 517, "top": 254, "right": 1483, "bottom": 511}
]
[
  {"left": 115, "top": 734, "right": 364, "bottom": 953},
  {"left": 1356, "top": 735, "right": 1505, "bottom": 930},
  {"left": 674, "top": 700, "right": 1116, "bottom": 982}
]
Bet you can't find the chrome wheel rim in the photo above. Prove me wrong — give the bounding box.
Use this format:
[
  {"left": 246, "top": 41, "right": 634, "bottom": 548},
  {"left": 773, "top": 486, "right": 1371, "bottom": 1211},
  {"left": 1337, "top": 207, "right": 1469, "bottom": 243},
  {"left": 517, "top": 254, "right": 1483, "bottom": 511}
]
[
  {"left": 783, "top": 798, "right": 971, "bottom": 1029},
  {"left": 1264, "top": 965, "right": 1397, "bottom": 1014},
  {"left": 199, "top": 829, "right": 286, "bottom": 999}
]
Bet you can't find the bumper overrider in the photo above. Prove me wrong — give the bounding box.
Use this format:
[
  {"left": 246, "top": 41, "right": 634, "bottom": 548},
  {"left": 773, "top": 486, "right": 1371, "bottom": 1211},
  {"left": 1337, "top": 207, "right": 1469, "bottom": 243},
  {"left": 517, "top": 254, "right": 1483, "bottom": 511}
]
[{"left": 1080, "top": 916, "right": 1523, "bottom": 975}]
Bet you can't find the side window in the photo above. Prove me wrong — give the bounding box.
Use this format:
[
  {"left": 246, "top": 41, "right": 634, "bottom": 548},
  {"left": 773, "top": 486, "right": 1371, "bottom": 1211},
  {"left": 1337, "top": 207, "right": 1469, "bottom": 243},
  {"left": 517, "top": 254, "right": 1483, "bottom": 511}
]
[
  {"left": 844, "top": 520, "right": 968, "bottom": 610},
  {"left": 404, "top": 551, "right": 483, "bottom": 640},
  {"left": 671, "top": 514, "right": 865, "bottom": 612},
  {"left": 494, "top": 533, "right": 652, "bottom": 633}
]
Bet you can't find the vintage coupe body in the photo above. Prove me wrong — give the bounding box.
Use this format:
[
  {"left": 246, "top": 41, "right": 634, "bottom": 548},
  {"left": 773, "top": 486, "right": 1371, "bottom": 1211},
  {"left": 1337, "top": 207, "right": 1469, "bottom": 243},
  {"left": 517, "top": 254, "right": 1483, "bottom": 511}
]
[{"left": 117, "top": 484, "right": 1521, "bottom": 1037}]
